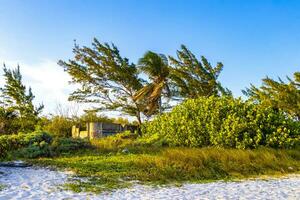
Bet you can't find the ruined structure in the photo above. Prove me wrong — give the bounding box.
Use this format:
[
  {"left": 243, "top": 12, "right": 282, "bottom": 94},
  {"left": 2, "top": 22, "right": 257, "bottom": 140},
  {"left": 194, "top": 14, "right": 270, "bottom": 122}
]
[{"left": 72, "top": 122, "right": 137, "bottom": 139}]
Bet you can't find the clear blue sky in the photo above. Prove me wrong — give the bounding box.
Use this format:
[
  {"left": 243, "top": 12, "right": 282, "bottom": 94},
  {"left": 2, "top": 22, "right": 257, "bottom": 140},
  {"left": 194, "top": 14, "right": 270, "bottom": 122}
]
[{"left": 0, "top": 0, "right": 299, "bottom": 113}]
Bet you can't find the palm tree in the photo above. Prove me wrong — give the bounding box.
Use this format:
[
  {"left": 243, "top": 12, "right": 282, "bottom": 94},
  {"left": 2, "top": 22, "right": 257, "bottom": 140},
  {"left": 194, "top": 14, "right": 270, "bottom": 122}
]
[{"left": 134, "top": 51, "right": 171, "bottom": 116}]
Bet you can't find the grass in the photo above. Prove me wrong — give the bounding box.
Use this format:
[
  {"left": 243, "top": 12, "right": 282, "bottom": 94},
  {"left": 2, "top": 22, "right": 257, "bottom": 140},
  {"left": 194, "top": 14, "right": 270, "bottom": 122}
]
[{"left": 28, "top": 140, "right": 300, "bottom": 193}]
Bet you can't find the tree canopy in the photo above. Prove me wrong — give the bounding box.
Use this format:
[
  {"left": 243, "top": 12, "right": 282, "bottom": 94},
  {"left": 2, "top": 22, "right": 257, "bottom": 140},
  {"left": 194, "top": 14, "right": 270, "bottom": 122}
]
[
  {"left": 60, "top": 39, "right": 229, "bottom": 124},
  {"left": 134, "top": 51, "right": 171, "bottom": 116},
  {"left": 243, "top": 72, "right": 300, "bottom": 120},
  {"left": 58, "top": 38, "right": 145, "bottom": 125},
  {"left": 169, "top": 45, "right": 231, "bottom": 99},
  {"left": 0, "top": 65, "right": 43, "bottom": 133}
]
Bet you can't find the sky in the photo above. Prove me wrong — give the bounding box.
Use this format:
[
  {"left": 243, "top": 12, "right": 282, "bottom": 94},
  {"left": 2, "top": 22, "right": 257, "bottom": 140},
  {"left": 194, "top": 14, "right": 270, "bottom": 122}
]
[{"left": 0, "top": 0, "right": 299, "bottom": 115}]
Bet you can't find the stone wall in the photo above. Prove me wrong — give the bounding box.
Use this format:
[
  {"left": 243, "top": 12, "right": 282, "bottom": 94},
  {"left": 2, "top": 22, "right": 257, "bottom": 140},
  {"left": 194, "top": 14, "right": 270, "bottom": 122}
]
[{"left": 72, "top": 122, "right": 137, "bottom": 139}]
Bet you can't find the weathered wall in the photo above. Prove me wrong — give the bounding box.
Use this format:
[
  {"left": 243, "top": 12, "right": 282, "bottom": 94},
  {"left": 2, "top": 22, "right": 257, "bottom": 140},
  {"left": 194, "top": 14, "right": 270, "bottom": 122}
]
[
  {"left": 71, "top": 126, "right": 80, "bottom": 138},
  {"left": 78, "top": 131, "right": 88, "bottom": 138},
  {"left": 89, "top": 122, "right": 102, "bottom": 139},
  {"left": 72, "top": 122, "right": 137, "bottom": 139}
]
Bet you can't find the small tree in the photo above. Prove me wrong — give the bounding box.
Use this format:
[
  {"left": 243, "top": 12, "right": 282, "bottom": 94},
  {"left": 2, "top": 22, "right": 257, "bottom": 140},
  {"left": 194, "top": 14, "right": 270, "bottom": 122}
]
[
  {"left": 134, "top": 51, "right": 171, "bottom": 115},
  {"left": 59, "top": 39, "right": 145, "bottom": 125},
  {"left": 243, "top": 72, "right": 300, "bottom": 120},
  {"left": 0, "top": 65, "right": 43, "bottom": 132}
]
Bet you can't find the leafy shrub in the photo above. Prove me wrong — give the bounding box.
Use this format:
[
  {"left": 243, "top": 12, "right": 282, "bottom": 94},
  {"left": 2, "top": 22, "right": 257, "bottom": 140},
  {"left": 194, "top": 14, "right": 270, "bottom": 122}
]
[
  {"left": 1, "top": 133, "right": 92, "bottom": 159},
  {"left": 15, "top": 141, "right": 52, "bottom": 158},
  {"left": 11, "top": 137, "right": 91, "bottom": 159},
  {"left": 136, "top": 133, "right": 168, "bottom": 147},
  {"left": 142, "top": 96, "right": 300, "bottom": 149},
  {"left": 51, "top": 137, "right": 91, "bottom": 154},
  {"left": 0, "top": 131, "right": 52, "bottom": 158},
  {"left": 91, "top": 131, "right": 138, "bottom": 149},
  {"left": 42, "top": 116, "right": 74, "bottom": 137}
]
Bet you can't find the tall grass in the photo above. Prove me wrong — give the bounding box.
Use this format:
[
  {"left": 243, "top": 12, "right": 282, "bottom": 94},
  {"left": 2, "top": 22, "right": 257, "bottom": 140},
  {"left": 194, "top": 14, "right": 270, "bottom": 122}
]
[{"left": 29, "top": 145, "right": 300, "bottom": 193}]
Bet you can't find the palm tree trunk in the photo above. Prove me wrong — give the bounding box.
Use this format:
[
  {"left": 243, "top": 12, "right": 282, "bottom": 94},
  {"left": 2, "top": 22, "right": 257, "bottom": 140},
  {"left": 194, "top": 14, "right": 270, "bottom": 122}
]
[
  {"left": 136, "top": 111, "right": 142, "bottom": 136},
  {"left": 158, "top": 97, "right": 162, "bottom": 114}
]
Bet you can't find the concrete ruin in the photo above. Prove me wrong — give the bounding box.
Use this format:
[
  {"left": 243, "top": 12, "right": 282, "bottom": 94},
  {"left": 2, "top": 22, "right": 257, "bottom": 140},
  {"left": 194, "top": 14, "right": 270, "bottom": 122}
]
[{"left": 72, "top": 122, "right": 137, "bottom": 139}]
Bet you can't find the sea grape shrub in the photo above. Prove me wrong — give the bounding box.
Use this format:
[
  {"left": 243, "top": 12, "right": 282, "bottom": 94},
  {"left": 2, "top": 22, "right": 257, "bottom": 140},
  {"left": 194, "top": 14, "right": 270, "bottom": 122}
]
[
  {"left": 142, "top": 96, "right": 300, "bottom": 149},
  {"left": 0, "top": 132, "right": 91, "bottom": 159},
  {"left": 0, "top": 131, "right": 52, "bottom": 158},
  {"left": 42, "top": 116, "right": 74, "bottom": 138},
  {"left": 13, "top": 137, "right": 91, "bottom": 158},
  {"left": 16, "top": 141, "right": 52, "bottom": 158},
  {"left": 51, "top": 137, "right": 91, "bottom": 154}
]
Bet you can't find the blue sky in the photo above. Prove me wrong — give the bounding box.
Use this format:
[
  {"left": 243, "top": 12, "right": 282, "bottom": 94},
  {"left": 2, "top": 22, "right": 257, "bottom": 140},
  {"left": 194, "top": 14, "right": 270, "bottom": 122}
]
[{"left": 0, "top": 0, "right": 299, "bottom": 114}]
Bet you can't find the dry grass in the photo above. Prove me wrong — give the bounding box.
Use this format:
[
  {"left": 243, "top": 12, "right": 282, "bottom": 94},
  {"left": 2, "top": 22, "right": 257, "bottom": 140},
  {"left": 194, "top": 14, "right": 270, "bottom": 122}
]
[{"left": 29, "top": 145, "right": 300, "bottom": 193}]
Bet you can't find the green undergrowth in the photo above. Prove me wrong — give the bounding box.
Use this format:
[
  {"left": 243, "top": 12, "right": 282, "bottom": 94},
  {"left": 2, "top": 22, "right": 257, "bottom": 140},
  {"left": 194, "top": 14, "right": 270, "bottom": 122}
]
[{"left": 28, "top": 146, "right": 300, "bottom": 193}]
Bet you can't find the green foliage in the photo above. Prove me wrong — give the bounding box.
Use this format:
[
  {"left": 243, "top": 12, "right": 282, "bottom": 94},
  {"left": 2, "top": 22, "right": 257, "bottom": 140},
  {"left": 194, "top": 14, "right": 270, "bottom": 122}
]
[
  {"left": 58, "top": 38, "right": 145, "bottom": 124},
  {"left": 42, "top": 116, "right": 74, "bottom": 137},
  {"left": 12, "top": 137, "right": 91, "bottom": 159},
  {"left": 113, "top": 117, "right": 130, "bottom": 126},
  {"left": 60, "top": 39, "right": 229, "bottom": 123},
  {"left": 79, "top": 111, "right": 113, "bottom": 124},
  {"left": 51, "top": 137, "right": 91, "bottom": 154},
  {"left": 91, "top": 131, "right": 138, "bottom": 150},
  {"left": 169, "top": 45, "right": 231, "bottom": 98},
  {"left": 40, "top": 110, "right": 116, "bottom": 138},
  {"left": 15, "top": 141, "right": 52, "bottom": 159},
  {"left": 134, "top": 46, "right": 230, "bottom": 116},
  {"left": 30, "top": 147, "right": 300, "bottom": 193},
  {"left": 134, "top": 51, "right": 171, "bottom": 116},
  {"left": 0, "top": 107, "right": 18, "bottom": 135},
  {"left": 244, "top": 72, "right": 300, "bottom": 120},
  {"left": 0, "top": 65, "right": 43, "bottom": 133},
  {"left": 0, "top": 131, "right": 91, "bottom": 159},
  {"left": 0, "top": 131, "right": 52, "bottom": 158},
  {"left": 142, "top": 96, "right": 300, "bottom": 149}
]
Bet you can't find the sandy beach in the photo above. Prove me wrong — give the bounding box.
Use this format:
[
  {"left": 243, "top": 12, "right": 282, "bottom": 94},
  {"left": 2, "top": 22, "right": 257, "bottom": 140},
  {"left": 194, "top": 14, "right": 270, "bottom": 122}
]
[{"left": 0, "top": 166, "right": 299, "bottom": 200}]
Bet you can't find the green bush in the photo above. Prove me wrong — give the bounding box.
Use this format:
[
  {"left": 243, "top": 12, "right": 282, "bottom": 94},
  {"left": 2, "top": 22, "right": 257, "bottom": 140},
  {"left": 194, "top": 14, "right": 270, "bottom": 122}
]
[
  {"left": 91, "top": 131, "right": 138, "bottom": 150},
  {"left": 15, "top": 141, "right": 52, "bottom": 158},
  {"left": 1, "top": 132, "right": 92, "bottom": 159},
  {"left": 12, "top": 137, "right": 91, "bottom": 159},
  {"left": 51, "top": 137, "right": 91, "bottom": 154},
  {"left": 142, "top": 96, "right": 300, "bottom": 149},
  {"left": 43, "top": 116, "right": 74, "bottom": 137},
  {"left": 0, "top": 131, "right": 52, "bottom": 158}
]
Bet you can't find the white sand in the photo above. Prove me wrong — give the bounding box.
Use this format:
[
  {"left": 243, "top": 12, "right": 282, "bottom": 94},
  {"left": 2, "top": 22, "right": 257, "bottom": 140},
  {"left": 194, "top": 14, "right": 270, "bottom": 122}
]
[{"left": 0, "top": 166, "right": 299, "bottom": 200}]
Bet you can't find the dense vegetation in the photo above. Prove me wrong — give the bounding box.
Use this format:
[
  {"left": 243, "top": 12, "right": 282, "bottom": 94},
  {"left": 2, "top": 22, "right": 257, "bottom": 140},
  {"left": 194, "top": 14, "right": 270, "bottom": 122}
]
[
  {"left": 0, "top": 131, "right": 90, "bottom": 159},
  {"left": 29, "top": 132, "right": 300, "bottom": 193},
  {"left": 58, "top": 39, "right": 228, "bottom": 124},
  {"left": 142, "top": 96, "right": 300, "bottom": 149},
  {"left": 0, "top": 131, "right": 52, "bottom": 158},
  {"left": 0, "top": 66, "right": 43, "bottom": 134},
  {"left": 0, "top": 38, "right": 299, "bottom": 193},
  {"left": 244, "top": 72, "right": 300, "bottom": 120}
]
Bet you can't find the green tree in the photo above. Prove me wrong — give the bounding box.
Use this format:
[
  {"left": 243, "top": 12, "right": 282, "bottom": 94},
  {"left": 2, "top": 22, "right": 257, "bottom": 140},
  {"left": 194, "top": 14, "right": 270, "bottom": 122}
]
[
  {"left": 169, "top": 45, "right": 230, "bottom": 98},
  {"left": 58, "top": 39, "right": 145, "bottom": 125},
  {"left": 79, "top": 110, "right": 113, "bottom": 124},
  {"left": 134, "top": 51, "right": 171, "bottom": 115},
  {"left": 0, "top": 107, "right": 17, "bottom": 134},
  {"left": 42, "top": 116, "right": 74, "bottom": 137},
  {"left": 0, "top": 65, "right": 43, "bottom": 132},
  {"left": 243, "top": 72, "right": 300, "bottom": 120},
  {"left": 113, "top": 117, "right": 130, "bottom": 126}
]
